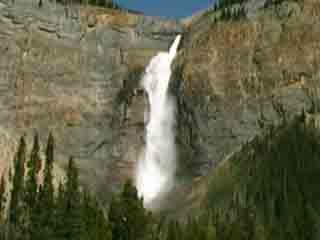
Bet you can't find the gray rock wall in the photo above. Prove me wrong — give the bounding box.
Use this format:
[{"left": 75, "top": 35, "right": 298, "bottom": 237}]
[{"left": 0, "top": 0, "right": 182, "bottom": 199}]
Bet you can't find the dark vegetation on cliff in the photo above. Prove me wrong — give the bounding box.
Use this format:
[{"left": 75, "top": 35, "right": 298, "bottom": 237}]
[
  {"left": 0, "top": 133, "right": 152, "bottom": 240},
  {"left": 1, "top": 112, "right": 320, "bottom": 240},
  {"left": 205, "top": 113, "right": 320, "bottom": 239},
  {"left": 49, "top": 0, "right": 122, "bottom": 10},
  {"left": 197, "top": 0, "right": 304, "bottom": 25},
  {"left": 47, "top": 0, "right": 144, "bottom": 14},
  {"left": 0, "top": 0, "right": 319, "bottom": 239}
]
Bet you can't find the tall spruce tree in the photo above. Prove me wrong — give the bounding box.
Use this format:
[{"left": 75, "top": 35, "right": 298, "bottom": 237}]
[
  {"left": 54, "top": 181, "right": 67, "bottom": 240},
  {"left": 0, "top": 175, "right": 6, "bottom": 240},
  {"left": 109, "top": 180, "right": 150, "bottom": 240},
  {"left": 166, "top": 220, "right": 179, "bottom": 240},
  {"left": 0, "top": 176, "right": 6, "bottom": 221},
  {"left": 62, "top": 156, "right": 84, "bottom": 239},
  {"left": 42, "top": 132, "right": 54, "bottom": 207},
  {"left": 24, "top": 133, "right": 41, "bottom": 240},
  {"left": 9, "top": 137, "right": 26, "bottom": 226},
  {"left": 81, "top": 192, "right": 111, "bottom": 240},
  {"left": 24, "top": 134, "right": 40, "bottom": 209},
  {"left": 108, "top": 195, "right": 125, "bottom": 240},
  {"left": 36, "top": 132, "right": 55, "bottom": 239}
]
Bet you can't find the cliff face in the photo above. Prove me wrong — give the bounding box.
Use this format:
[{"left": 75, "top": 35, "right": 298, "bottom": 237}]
[
  {"left": 172, "top": 0, "right": 320, "bottom": 175},
  {"left": 162, "top": 0, "right": 320, "bottom": 214},
  {"left": 0, "top": 0, "right": 319, "bottom": 208},
  {"left": 0, "top": 0, "right": 182, "bottom": 199}
]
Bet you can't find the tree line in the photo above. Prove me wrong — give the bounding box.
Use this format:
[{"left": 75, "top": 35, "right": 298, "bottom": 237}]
[
  {"left": 1, "top": 113, "right": 320, "bottom": 240},
  {"left": 52, "top": 0, "right": 121, "bottom": 9},
  {"left": 0, "top": 133, "right": 152, "bottom": 240}
]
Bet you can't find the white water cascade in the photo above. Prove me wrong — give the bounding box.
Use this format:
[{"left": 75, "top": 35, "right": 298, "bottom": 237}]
[{"left": 136, "top": 35, "right": 181, "bottom": 206}]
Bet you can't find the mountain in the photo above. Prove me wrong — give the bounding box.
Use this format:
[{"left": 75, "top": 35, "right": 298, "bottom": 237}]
[
  {"left": 163, "top": 0, "right": 320, "bottom": 213},
  {"left": 0, "top": 0, "right": 319, "bottom": 214}
]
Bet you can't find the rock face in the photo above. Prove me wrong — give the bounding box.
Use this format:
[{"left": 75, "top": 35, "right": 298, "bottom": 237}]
[
  {"left": 0, "top": 0, "right": 182, "bottom": 199},
  {"left": 0, "top": 0, "right": 320, "bottom": 209},
  {"left": 166, "top": 0, "right": 320, "bottom": 212}
]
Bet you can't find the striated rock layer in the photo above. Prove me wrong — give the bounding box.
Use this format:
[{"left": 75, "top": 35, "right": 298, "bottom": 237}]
[{"left": 0, "top": 0, "right": 182, "bottom": 200}]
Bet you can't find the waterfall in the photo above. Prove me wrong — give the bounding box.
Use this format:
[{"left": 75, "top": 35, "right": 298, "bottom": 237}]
[{"left": 136, "top": 35, "right": 181, "bottom": 206}]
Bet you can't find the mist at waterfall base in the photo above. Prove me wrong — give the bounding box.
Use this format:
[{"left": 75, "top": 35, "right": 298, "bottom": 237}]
[{"left": 136, "top": 35, "right": 181, "bottom": 208}]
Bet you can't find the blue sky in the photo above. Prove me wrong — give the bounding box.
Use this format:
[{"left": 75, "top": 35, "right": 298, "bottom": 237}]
[{"left": 116, "top": 0, "right": 213, "bottom": 19}]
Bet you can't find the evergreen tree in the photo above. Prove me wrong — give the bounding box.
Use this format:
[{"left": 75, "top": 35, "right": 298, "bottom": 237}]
[
  {"left": 1, "top": 133, "right": 114, "bottom": 240},
  {"left": 0, "top": 175, "right": 6, "bottom": 240},
  {"left": 122, "top": 180, "right": 151, "bottom": 240},
  {"left": 82, "top": 192, "right": 111, "bottom": 240},
  {"left": 0, "top": 176, "right": 6, "bottom": 221},
  {"left": 24, "top": 133, "right": 40, "bottom": 211},
  {"left": 206, "top": 216, "right": 217, "bottom": 240},
  {"left": 166, "top": 220, "right": 179, "bottom": 240},
  {"left": 109, "top": 180, "right": 151, "bottom": 240},
  {"left": 9, "top": 136, "right": 26, "bottom": 238},
  {"left": 62, "top": 156, "right": 85, "bottom": 239},
  {"left": 36, "top": 132, "right": 55, "bottom": 239},
  {"left": 42, "top": 132, "right": 54, "bottom": 207},
  {"left": 24, "top": 133, "right": 41, "bottom": 240},
  {"left": 108, "top": 195, "right": 125, "bottom": 240},
  {"left": 54, "top": 182, "right": 67, "bottom": 240}
]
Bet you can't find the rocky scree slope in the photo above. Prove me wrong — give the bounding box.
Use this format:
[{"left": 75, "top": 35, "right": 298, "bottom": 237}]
[{"left": 0, "top": 0, "right": 182, "bottom": 200}]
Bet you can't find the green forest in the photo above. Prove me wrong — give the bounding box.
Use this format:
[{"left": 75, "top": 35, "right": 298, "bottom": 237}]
[
  {"left": 0, "top": 0, "right": 318, "bottom": 238},
  {"left": 0, "top": 113, "right": 319, "bottom": 239}
]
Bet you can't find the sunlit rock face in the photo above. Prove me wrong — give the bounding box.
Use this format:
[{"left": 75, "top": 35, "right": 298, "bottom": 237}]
[
  {"left": 173, "top": 0, "right": 320, "bottom": 175},
  {"left": 136, "top": 35, "right": 181, "bottom": 206}
]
